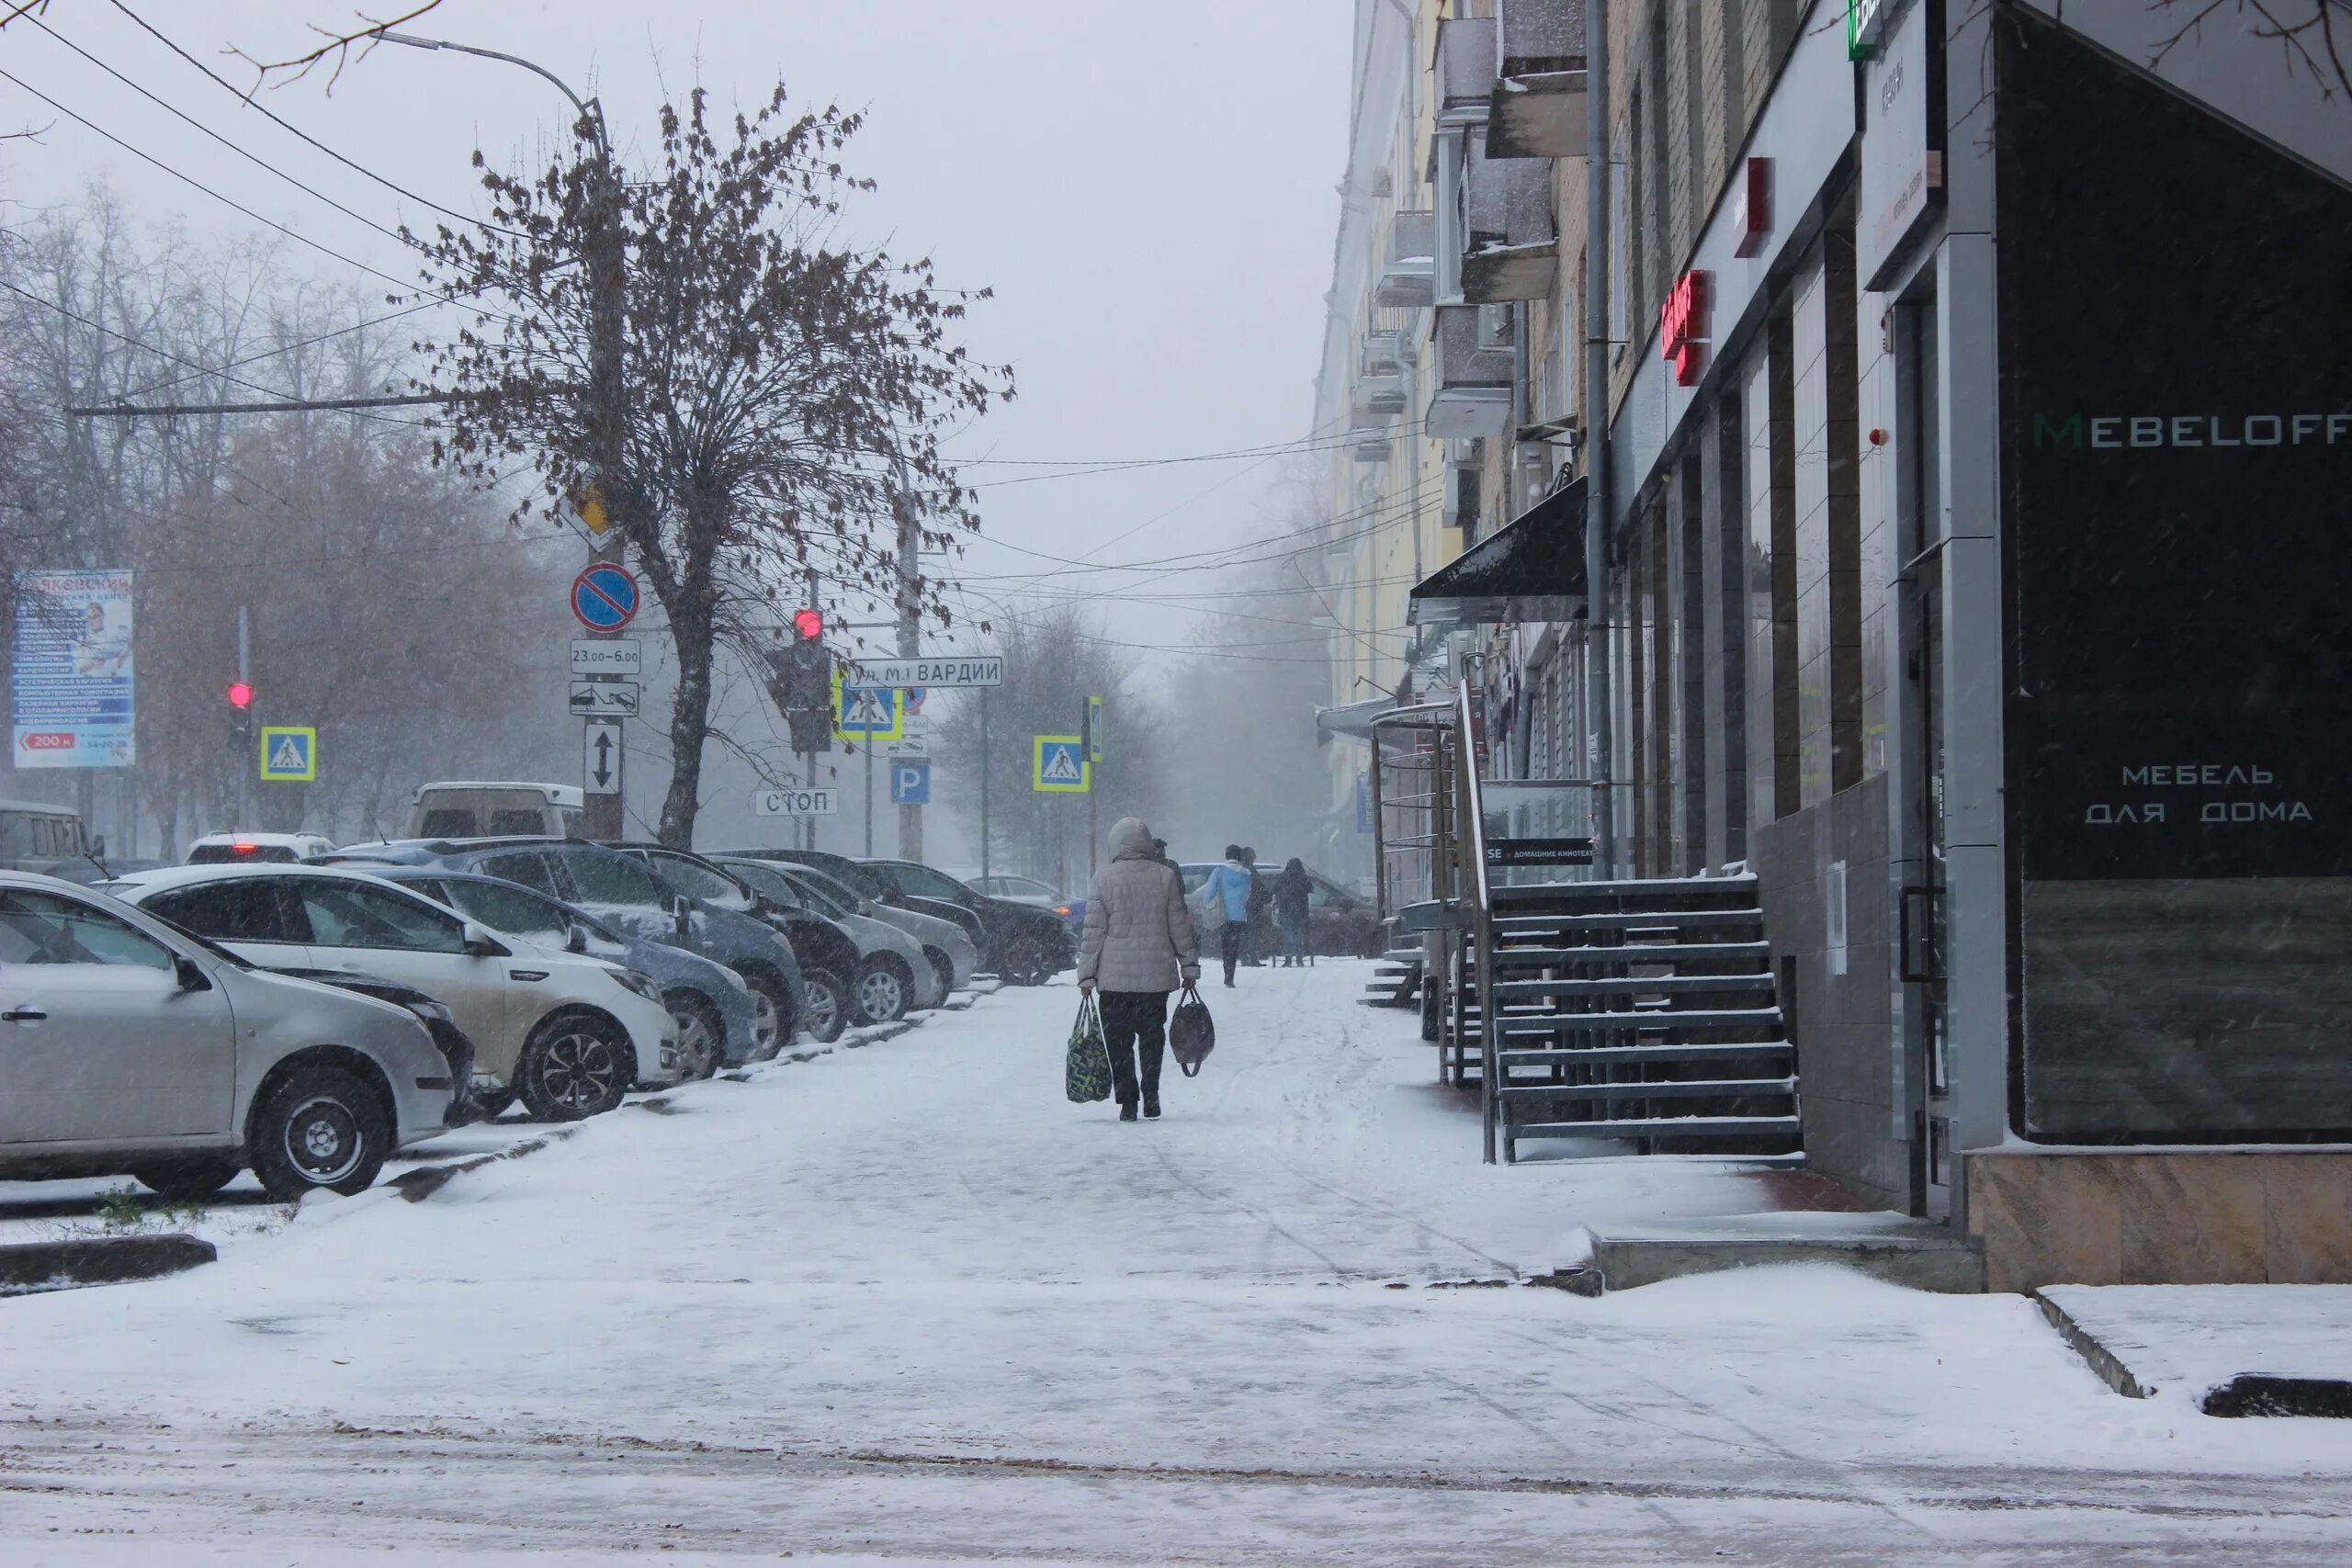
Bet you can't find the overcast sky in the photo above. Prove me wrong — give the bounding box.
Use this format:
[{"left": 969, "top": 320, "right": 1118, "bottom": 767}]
[{"left": 2, "top": 0, "right": 1353, "bottom": 664}]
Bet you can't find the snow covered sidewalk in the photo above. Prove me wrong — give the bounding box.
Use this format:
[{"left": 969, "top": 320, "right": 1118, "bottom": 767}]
[{"left": 6, "top": 964, "right": 2352, "bottom": 1564}]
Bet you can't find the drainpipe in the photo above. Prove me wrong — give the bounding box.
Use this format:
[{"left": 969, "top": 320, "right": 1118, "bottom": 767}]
[
  {"left": 1582, "top": 0, "right": 1615, "bottom": 877},
  {"left": 1383, "top": 0, "right": 1427, "bottom": 592}
]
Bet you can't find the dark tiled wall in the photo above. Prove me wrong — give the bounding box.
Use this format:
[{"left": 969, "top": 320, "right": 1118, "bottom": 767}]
[{"left": 1751, "top": 772, "right": 1905, "bottom": 1210}]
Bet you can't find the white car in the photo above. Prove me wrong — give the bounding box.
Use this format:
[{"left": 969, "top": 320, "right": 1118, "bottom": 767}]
[
  {"left": 115, "top": 864, "right": 681, "bottom": 1120},
  {"left": 185, "top": 830, "right": 337, "bottom": 865},
  {"left": 0, "top": 870, "right": 452, "bottom": 1201}
]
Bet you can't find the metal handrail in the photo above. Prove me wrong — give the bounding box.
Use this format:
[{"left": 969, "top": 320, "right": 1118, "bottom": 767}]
[{"left": 1453, "top": 683, "right": 1500, "bottom": 1165}]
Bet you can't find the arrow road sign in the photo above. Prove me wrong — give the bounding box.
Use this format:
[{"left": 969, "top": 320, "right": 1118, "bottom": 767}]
[
  {"left": 753, "top": 787, "right": 837, "bottom": 817},
  {"left": 568, "top": 681, "right": 641, "bottom": 717},
  {"left": 570, "top": 638, "right": 642, "bottom": 675},
  {"left": 890, "top": 761, "right": 932, "bottom": 806},
  {"left": 844, "top": 656, "right": 1002, "bottom": 689},
  {"left": 1034, "top": 734, "right": 1088, "bottom": 794},
  {"left": 583, "top": 718, "right": 622, "bottom": 795},
  {"left": 571, "top": 563, "right": 640, "bottom": 631}
]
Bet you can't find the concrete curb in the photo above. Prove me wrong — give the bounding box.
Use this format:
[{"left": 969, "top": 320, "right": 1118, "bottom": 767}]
[
  {"left": 0, "top": 1233, "right": 217, "bottom": 1295},
  {"left": 390, "top": 1125, "right": 580, "bottom": 1202}
]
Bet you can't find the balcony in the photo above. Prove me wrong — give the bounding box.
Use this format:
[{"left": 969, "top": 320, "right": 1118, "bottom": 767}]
[
  {"left": 1351, "top": 426, "right": 1395, "bottom": 464},
  {"left": 1459, "top": 130, "right": 1557, "bottom": 302},
  {"left": 1352, "top": 373, "right": 1408, "bottom": 423},
  {"left": 1489, "top": 0, "right": 1589, "bottom": 160},
  {"left": 1374, "top": 209, "right": 1435, "bottom": 309},
  {"left": 1361, "top": 329, "right": 1408, "bottom": 376},
  {"left": 1424, "top": 304, "right": 1514, "bottom": 441},
  {"left": 1434, "top": 17, "right": 1497, "bottom": 127}
]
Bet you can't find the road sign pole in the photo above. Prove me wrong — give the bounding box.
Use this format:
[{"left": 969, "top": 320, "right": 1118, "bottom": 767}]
[
  {"left": 892, "top": 446, "right": 923, "bottom": 863},
  {"left": 979, "top": 687, "right": 991, "bottom": 884},
  {"left": 1082, "top": 696, "right": 1097, "bottom": 877},
  {"left": 864, "top": 736, "right": 875, "bottom": 856}
]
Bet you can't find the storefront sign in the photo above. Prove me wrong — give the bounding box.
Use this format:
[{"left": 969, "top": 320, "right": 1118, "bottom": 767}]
[
  {"left": 1848, "top": 0, "right": 1899, "bottom": 60},
  {"left": 1731, "top": 158, "right": 1772, "bottom": 258},
  {"left": 10, "top": 570, "right": 135, "bottom": 769},
  {"left": 1858, "top": 0, "right": 1942, "bottom": 289},
  {"left": 1659, "top": 269, "right": 1710, "bottom": 387}
]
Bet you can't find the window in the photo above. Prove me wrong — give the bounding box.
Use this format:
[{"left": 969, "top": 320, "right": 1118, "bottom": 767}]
[
  {"left": 891, "top": 864, "right": 968, "bottom": 902},
  {"left": 295, "top": 879, "right": 464, "bottom": 953},
  {"left": 555, "top": 848, "right": 666, "bottom": 909},
  {"left": 477, "top": 852, "right": 559, "bottom": 895},
  {"left": 1180, "top": 867, "right": 1210, "bottom": 895},
  {"left": 779, "top": 873, "right": 849, "bottom": 919},
  {"left": 0, "top": 891, "right": 174, "bottom": 968},
  {"left": 1307, "top": 881, "right": 1334, "bottom": 908},
  {"left": 646, "top": 853, "right": 749, "bottom": 908},
  {"left": 443, "top": 879, "right": 571, "bottom": 939},
  {"left": 487, "top": 809, "right": 548, "bottom": 835},
  {"left": 419, "top": 808, "right": 479, "bottom": 837},
  {"left": 721, "top": 861, "right": 804, "bottom": 909},
  {"left": 141, "top": 880, "right": 296, "bottom": 943}
]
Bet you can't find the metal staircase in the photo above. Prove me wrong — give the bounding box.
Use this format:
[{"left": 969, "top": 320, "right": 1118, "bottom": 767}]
[{"left": 1419, "top": 685, "right": 1802, "bottom": 1165}]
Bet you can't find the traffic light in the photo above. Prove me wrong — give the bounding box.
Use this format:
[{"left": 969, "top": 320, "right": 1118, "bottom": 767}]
[
  {"left": 763, "top": 610, "right": 832, "bottom": 754},
  {"left": 228, "top": 680, "right": 254, "bottom": 749}
]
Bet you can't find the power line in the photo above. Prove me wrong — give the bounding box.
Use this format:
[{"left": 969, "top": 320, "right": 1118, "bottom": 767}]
[
  {"left": 0, "top": 63, "right": 422, "bottom": 296},
  {"left": 101, "top": 0, "right": 528, "bottom": 241}
]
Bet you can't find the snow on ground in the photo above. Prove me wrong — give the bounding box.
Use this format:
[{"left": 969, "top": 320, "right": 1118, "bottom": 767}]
[
  {"left": 2041, "top": 1283, "right": 2352, "bottom": 1408},
  {"left": 6, "top": 963, "right": 2352, "bottom": 1565}
]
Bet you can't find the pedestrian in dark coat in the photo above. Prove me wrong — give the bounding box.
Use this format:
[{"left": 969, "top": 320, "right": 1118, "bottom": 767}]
[
  {"left": 1273, "top": 858, "right": 1312, "bottom": 967},
  {"left": 1078, "top": 817, "right": 1203, "bottom": 1121},
  {"left": 1241, "top": 845, "right": 1272, "bottom": 966}
]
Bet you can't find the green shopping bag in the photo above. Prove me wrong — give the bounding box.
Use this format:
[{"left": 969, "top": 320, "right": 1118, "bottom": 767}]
[{"left": 1065, "top": 992, "right": 1113, "bottom": 1103}]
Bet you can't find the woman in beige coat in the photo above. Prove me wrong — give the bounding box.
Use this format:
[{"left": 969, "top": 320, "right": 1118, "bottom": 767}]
[{"left": 1076, "top": 817, "right": 1203, "bottom": 1120}]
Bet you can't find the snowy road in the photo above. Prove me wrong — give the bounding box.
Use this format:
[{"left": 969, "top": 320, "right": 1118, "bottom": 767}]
[{"left": 6, "top": 965, "right": 2352, "bottom": 1565}]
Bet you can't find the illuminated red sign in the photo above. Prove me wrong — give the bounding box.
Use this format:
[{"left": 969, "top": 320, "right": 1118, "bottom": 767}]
[
  {"left": 1732, "top": 158, "right": 1772, "bottom": 258},
  {"left": 18, "top": 732, "right": 74, "bottom": 750},
  {"left": 1661, "top": 269, "right": 1711, "bottom": 387}
]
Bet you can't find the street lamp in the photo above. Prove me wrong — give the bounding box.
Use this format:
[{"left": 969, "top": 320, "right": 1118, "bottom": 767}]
[{"left": 374, "top": 28, "right": 629, "bottom": 839}]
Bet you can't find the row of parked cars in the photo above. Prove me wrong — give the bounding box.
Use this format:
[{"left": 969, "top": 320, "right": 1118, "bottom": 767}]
[{"left": 0, "top": 784, "right": 1081, "bottom": 1207}]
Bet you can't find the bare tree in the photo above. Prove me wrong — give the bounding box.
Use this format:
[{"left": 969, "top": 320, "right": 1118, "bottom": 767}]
[
  {"left": 2154, "top": 2, "right": 2352, "bottom": 99},
  {"left": 415, "top": 83, "right": 1008, "bottom": 848}
]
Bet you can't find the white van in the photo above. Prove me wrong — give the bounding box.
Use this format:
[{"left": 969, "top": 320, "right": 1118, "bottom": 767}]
[
  {"left": 0, "top": 798, "right": 95, "bottom": 876},
  {"left": 408, "top": 782, "right": 583, "bottom": 840}
]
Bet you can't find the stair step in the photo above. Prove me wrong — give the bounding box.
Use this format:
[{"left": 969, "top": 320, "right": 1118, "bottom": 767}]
[
  {"left": 1494, "top": 909, "right": 1763, "bottom": 933},
  {"left": 1483, "top": 942, "right": 1772, "bottom": 969},
  {"left": 1498, "top": 1041, "right": 1794, "bottom": 1068},
  {"left": 1489, "top": 874, "right": 1757, "bottom": 899},
  {"left": 1498, "top": 1077, "right": 1797, "bottom": 1102},
  {"left": 1486, "top": 1008, "right": 1786, "bottom": 1035},
  {"left": 1511, "top": 1114, "right": 1804, "bottom": 1141},
  {"left": 1493, "top": 974, "right": 1776, "bottom": 999}
]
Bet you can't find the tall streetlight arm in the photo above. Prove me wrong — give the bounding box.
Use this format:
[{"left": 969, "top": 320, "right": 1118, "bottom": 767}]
[{"left": 373, "top": 29, "right": 608, "bottom": 153}]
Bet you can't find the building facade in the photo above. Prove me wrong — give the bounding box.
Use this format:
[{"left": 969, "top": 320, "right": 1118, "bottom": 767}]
[{"left": 1315, "top": 0, "right": 2352, "bottom": 1287}]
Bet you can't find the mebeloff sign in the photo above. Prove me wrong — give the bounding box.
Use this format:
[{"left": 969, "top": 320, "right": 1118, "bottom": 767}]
[{"left": 2030, "top": 412, "right": 2352, "bottom": 450}]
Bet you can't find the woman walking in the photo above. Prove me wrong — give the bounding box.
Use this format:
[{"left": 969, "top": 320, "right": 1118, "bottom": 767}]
[
  {"left": 1272, "top": 858, "right": 1312, "bottom": 967},
  {"left": 1200, "top": 845, "right": 1255, "bottom": 987},
  {"left": 1077, "top": 817, "right": 1203, "bottom": 1121}
]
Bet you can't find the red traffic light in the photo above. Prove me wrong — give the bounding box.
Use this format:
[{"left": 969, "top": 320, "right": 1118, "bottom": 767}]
[
  {"left": 227, "top": 682, "right": 254, "bottom": 709},
  {"left": 791, "top": 608, "right": 824, "bottom": 640}
]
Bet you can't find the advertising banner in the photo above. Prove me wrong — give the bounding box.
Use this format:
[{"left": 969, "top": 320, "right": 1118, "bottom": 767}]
[{"left": 10, "top": 570, "right": 135, "bottom": 769}]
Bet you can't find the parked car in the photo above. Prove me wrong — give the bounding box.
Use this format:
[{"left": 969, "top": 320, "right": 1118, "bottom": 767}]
[
  {"left": 186, "top": 830, "right": 335, "bottom": 865},
  {"left": 714, "top": 855, "right": 940, "bottom": 1021},
  {"left": 369, "top": 868, "right": 766, "bottom": 1077},
  {"left": 1177, "top": 861, "right": 1384, "bottom": 958},
  {"left": 746, "top": 848, "right": 985, "bottom": 950},
  {"left": 0, "top": 797, "right": 97, "bottom": 877},
  {"left": 323, "top": 837, "right": 820, "bottom": 1050},
  {"left": 407, "top": 781, "right": 582, "bottom": 840},
  {"left": 113, "top": 863, "right": 681, "bottom": 1122},
  {"left": 727, "top": 852, "right": 978, "bottom": 998},
  {"left": 962, "top": 872, "right": 1086, "bottom": 935},
  {"left": 861, "top": 857, "right": 1077, "bottom": 985},
  {"left": 0, "top": 870, "right": 453, "bottom": 1201},
  {"left": 601, "top": 843, "right": 861, "bottom": 1042}
]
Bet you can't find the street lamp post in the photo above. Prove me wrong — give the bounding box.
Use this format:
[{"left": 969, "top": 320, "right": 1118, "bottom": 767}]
[{"left": 378, "top": 29, "right": 630, "bottom": 840}]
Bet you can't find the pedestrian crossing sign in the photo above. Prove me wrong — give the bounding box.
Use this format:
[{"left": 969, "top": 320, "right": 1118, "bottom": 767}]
[
  {"left": 1033, "top": 734, "right": 1088, "bottom": 794},
  {"left": 258, "top": 726, "right": 317, "bottom": 783},
  {"left": 831, "top": 672, "right": 904, "bottom": 742}
]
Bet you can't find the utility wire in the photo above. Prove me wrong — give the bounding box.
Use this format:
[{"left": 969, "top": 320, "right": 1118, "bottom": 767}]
[{"left": 103, "top": 0, "right": 528, "bottom": 241}]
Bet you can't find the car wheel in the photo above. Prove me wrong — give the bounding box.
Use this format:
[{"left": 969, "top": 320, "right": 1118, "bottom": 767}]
[
  {"left": 741, "top": 976, "right": 788, "bottom": 1061},
  {"left": 250, "top": 1066, "right": 390, "bottom": 1201},
  {"left": 923, "top": 947, "right": 956, "bottom": 998},
  {"left": 514, "top": 1011, "right": 632, "bottom": 1121},
  {"left": 131, "top": 1155, "right": 243, "bottom": 1202},
  {"left": 665, "top": 989, "right": 726, "bottom": 1079},
  {"left": 800, "top": 968, "right": 849, "bottom": 1043},
  {"left": 854, "top": 958, "right": 908, "bottom": 1025},
  {"left": 998, "top": 942, "right": 1046, "bottom": 986}
]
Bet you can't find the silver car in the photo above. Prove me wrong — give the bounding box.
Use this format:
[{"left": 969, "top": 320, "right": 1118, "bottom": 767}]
[
  {"left": 748, "top": 858, "right": 978, "bottom": 997},
  {"left": 0, "top": 871, "right": 452, "bottom": 1201},
  {"left": 715, "top": 855, "right": 942, "bottom": 1021}
]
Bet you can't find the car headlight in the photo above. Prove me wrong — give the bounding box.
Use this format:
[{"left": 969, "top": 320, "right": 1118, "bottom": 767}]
[
  {"left": 405, "top": 997, "right": 457, "bottom": 1027},
  {"left": 611, "top": 968, "right": 663, "bottom": 1003}
]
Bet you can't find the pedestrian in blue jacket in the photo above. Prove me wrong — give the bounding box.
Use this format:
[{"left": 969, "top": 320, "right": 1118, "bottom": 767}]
[{"left": 1201, "top": 845, "right": 1255, "bottom": 987}]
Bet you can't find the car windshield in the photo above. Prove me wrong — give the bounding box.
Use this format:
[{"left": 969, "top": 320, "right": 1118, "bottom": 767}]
[
  {"left": 721, "top": 861, "right": 809, "bottom": 910},
  {"left": 771, "top": 867, "right": 851, "bottom": 919}
]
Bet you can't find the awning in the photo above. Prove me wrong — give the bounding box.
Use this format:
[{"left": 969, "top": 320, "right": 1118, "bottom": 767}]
[
  {"left": 1407, "top": 475, "right": 1588, "bottom": 626},
  {"left": 1315, "top": 694, "right": 1400, "bottom": 743}
]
